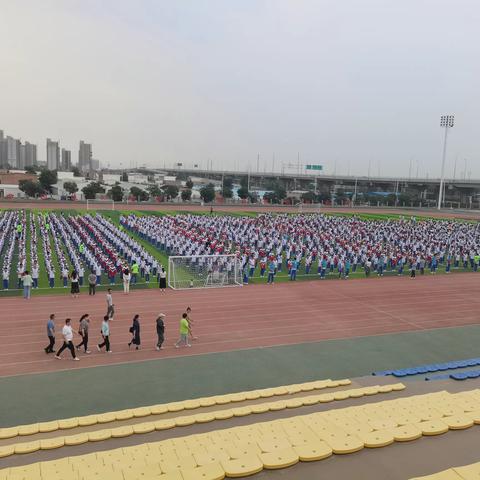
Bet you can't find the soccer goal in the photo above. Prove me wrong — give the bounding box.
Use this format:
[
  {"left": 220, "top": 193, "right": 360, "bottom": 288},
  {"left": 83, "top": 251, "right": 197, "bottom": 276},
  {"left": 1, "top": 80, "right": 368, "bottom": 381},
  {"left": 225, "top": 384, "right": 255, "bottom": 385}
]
[{"left": 168, "top": 254, "right": 243, "bottom": 290}]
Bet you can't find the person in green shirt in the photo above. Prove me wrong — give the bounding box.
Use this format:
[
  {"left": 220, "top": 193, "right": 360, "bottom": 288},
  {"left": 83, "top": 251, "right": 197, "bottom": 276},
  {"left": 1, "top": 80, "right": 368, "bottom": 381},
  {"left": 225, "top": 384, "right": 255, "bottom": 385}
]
[
  {"left": 131, "top": 262, "right": 139, "bottom": 284},
  {"left": 16, "top": 223, "right": 23, "bottom": 239},
  {"left": 174, "top": 313, "right": 191, "bottom": 348}
]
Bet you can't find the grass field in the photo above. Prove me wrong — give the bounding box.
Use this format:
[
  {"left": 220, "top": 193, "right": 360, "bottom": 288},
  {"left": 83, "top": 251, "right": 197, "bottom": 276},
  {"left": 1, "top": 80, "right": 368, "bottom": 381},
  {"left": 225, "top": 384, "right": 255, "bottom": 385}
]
[{"left": 0, "top": 207, "right": 476, "bottom": 296}]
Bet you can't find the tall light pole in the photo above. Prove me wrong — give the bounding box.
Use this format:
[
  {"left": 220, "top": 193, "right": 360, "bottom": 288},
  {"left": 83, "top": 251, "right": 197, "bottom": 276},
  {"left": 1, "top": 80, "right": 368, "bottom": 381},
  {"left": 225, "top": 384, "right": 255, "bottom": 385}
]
[{"left": 438, "top": 115, "right": 454, "bottom": 210}]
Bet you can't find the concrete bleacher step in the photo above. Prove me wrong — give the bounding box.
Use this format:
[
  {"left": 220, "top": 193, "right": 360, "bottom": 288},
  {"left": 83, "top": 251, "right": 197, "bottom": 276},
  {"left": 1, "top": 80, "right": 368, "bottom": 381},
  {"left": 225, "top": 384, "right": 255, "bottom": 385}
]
[
  {"left": 410, "top": 460, "right": 480, "bottom": 479},
  {"left": 4, "top": 387, "right": 480, "bottom": 480},
  {"left": 0, "top": 384, "right": 405, "bottom": 458},
  {"left": 0, "top": 378, "right": 352, "bottom": 442}
]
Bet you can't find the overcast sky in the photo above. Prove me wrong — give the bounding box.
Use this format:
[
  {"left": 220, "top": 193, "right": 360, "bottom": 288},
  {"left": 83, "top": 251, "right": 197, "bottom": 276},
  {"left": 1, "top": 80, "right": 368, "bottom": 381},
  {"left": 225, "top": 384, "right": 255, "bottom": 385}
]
[{"left": 1, "top": 0, "right": 479, "bottom": 178}]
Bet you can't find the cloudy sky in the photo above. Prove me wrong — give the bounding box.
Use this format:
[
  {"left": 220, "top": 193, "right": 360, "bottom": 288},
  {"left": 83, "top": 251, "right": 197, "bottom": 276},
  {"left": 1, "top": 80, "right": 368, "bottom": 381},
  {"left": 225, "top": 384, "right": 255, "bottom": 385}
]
[{"left": 1, "top": 0, "right": 479, "bottom": 177}]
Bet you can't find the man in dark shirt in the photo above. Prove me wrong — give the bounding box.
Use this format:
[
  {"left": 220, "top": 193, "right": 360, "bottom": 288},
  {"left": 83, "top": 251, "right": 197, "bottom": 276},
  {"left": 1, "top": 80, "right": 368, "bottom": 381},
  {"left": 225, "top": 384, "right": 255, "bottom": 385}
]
[{"left": 156, "top": 313, "right": 165, "bottom": 350}]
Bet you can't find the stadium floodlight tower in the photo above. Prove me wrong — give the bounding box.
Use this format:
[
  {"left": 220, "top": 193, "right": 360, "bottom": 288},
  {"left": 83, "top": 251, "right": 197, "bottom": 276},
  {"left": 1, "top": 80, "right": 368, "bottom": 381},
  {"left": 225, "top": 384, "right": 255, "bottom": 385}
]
[{"left": 438, "top": 115, "right": 454, "bottom": 210}]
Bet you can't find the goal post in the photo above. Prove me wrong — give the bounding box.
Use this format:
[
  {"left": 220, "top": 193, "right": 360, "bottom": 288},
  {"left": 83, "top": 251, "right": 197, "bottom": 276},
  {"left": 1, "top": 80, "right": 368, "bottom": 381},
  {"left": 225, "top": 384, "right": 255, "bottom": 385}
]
[{"left": 168, "top": 254, "right": 243, "bottom": 290}]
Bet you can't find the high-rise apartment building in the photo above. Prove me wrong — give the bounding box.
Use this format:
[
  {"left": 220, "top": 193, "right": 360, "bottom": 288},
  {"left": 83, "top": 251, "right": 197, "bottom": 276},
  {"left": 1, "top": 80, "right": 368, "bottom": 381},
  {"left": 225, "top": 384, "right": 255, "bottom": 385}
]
[
  {"left": 61, "top": 148, "right": 72, "bottom": 171},
  {"left": 78, "top": 141, "right": 92, "bottom": 172},
  {"left": 24, "top": 142, "right": 37, "bottom": 167},
  {"left": 46, "top": 138, "right": 60, "bottom": 171},
  {"left": 7, "top": 136, "right": 20, "bottom": 168},
  {"left": 0, "top": 131, "right": 7, "bottom": 168}
]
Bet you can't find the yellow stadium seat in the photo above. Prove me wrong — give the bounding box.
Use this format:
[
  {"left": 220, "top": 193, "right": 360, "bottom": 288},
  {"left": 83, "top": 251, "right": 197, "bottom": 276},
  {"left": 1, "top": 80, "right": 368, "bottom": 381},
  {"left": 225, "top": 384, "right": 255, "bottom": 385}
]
[
  {"left": 40, "top": 437, "right": 65, "bottom": 450},
  {"left": 250, "top": 403, "right": 270, "bottom": 414},
  {"left": 256, "top": 389, "right": 274, "bottom": 398},
  {"left": 285, "top": 399, "right": 303, "bottom": 409},
  {"left": 245, "top": 390, "right": 261, "bottom": 400},
  {"left": 327, "top": 436, "right": 364, "bottom": 454},
  {"left": 167, "top": 402, "right": 185, "bottom": 412},
  {"left": 317, "top": 394, "right": 335, "bottom": 403},
  {"left": 333, "top": 391, "right": 350, "bottom": 401},
  {"left": 444, "top": 415, "right": 474, "bottom": 430},
  {"left": 260, "top": 447, "right": 299, "bottom": 469},
  {"left": 194, "top": 451, "right": 229, "bottom": 467},
  {"left": 213, "top": 409, "right": 234, "bottom": 420},
  {"left": 111, "top": 426, "right": 135, "bottom": 438},
  {"left": 133, "top": 407, "right": 152, "bottom": 417},
  {"left": 377, "top": 384, "right": 394, "bottom": 393},
  {"left": 232, "top": 407, "right": 252, "bottom": 417},
  {"left": 97, "top": 412, "right": 117, "bottom": 424},
  {"left": 151, "top": 404, "right": 169, "bottom": 415},
  {"left": 362, "top": 430, "right": 395, "bottom": 448},
  {"left": 294, "top": 440, "right": 333, "bottom": 461},
  {"left": 229, "top": 393, "right": 247, "bottom": 403},
  {"left": 270, "top": 386, "right": 289, "bottom": 396},
  {"left": 222, "top": 455, "right": 263, "bottom": 477},
  {"left": 123, "top": 463, "right": 162, "bottom": 480},
  {"left": 390, "top": 424, "right": 422, "bottom": 442},
  {"left": 0, "top": 426, "right": 18, "bottom": 439},
  {"left": 115, "top": 409, "right": 134, "bottom": 420},
  {"left": 199, "top": 397, "right": 217, "bottom": 407},
  {"left": 133, "top": 422, "right": 156, "bottom": 434},
  {"left": 175, "top": 416, "right": 196, "bottom": 427},
  {"left": 267, "top": 401, "right": 287, "bottom": 411},
  {"left": 78, "top": 415, "right": 98, "bottom": 426},
  {"left": 154, "top": 419, "right": 176, "bottom": 430},
  {"left": 17, "top": 423, "right": 39, "bottom": 436},
  {"left": 58, "top": 417, "right": 79, "bottom": 429},
  {"left": 257, "top": 438, "right": 291, "bottom": 453},
  {"left": 14, "top": 440, "right": 40, "bottom": 454},
  {"left": 181, "top": 400, "right": 200, "bottom": 410},
  {"left": 64, "top": 433, "right": 89, "bottom": 446},
  {"left": 161, "top": 454, "right": 197, "bottom": 472},
  {"left": 419, "top": 420, "right": 449, "bottom": 436},
  {"left": 0, "top": 445, "right": 14, "bottom": 458},
  {"left": 212, "top": 395, "right": 231, "bottom": 405},
  {"left": 88, "top": 429, "right": 112, "bottom": 442},
  {"left": 195, "top": 413, "right": 216, "bottom": 423},
  {"left": 38, "top": 420, "right": 59, "bottom": 433}
]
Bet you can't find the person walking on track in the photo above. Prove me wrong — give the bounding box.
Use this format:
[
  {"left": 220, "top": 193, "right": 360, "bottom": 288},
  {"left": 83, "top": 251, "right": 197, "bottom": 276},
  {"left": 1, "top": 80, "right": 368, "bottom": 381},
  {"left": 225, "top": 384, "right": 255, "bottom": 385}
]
[
  {"left": 128, "top": 314, "right": 141, "bottom": 350},
  {"left": 97, "top": 315, "right": 112, "bottom": 353},
  {"left": 106, "top": 288, "right": 115, "bottom": 320},
  {"left": 186, "top": 307, "right": 198, "bottom": 340},
  {"left": 174, "top": 313, "right": 191, "bottom": 348},
  {"left": 44, "top": 314, "right": 56, "bottom": 354},
  {"left": 55, "top": 318, "right": 79, "bottom": 361},
  {"left": 76, "top": 314, "right": 91, "bottom": 353},
  {"left": 156, "top": 313, "right": 165, "bottom": 350}
]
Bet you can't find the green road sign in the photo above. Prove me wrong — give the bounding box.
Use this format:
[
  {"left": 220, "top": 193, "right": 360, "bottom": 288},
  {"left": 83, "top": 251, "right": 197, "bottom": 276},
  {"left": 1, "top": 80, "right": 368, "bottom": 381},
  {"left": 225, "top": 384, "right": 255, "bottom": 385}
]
[{"left": 306, "top": 164, "right": 323, "bottom": 171}]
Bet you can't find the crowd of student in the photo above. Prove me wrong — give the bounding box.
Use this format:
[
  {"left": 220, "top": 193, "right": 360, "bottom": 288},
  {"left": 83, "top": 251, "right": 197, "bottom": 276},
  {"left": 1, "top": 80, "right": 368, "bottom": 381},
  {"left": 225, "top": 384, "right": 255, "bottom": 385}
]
[
  {"left": 3, "top": 211, "right": 161, "bottom": 291},
  {"left": 121, "top": 213, "right": 480, "bottom": 281},
  {"left": 44, "top": 291, "right": 195, "bottom": 361}
]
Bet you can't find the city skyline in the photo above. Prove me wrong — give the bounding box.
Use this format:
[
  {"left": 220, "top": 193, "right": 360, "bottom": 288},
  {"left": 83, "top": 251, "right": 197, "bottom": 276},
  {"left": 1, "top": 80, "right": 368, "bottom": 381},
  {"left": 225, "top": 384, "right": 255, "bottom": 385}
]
[{"left": 0, "top": 1, "right": 479, "bottom": 177}]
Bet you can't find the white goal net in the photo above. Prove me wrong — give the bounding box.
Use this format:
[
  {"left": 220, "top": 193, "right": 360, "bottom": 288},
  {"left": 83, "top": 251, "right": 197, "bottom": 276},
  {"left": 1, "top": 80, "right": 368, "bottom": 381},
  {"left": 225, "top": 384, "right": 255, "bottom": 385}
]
[{"left": 168, "top": 254, "right": 243, "bottom": 290}]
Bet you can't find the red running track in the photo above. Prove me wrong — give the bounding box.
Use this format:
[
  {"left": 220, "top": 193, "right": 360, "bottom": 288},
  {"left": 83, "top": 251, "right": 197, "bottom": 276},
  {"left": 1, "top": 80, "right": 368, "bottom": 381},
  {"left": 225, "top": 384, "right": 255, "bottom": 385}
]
[{"left": 1, "top": 274, "right": 479, "bottom": 377}]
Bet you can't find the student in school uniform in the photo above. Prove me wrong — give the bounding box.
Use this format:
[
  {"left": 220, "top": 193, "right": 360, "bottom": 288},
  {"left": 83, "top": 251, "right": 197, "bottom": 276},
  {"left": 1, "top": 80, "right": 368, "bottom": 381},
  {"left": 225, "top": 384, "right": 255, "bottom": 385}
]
[
  {"left": 32, "top": 263, "right": 39, "bottom": 289},
  {"left": 2, "top": 268, "right": 9, "bottom": 290},
  {"left": 22, "top": 270, "right": 33, "bottom": 299}
]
